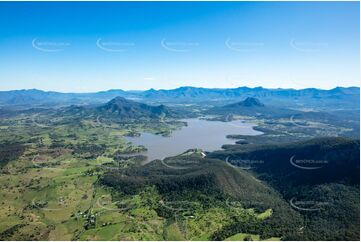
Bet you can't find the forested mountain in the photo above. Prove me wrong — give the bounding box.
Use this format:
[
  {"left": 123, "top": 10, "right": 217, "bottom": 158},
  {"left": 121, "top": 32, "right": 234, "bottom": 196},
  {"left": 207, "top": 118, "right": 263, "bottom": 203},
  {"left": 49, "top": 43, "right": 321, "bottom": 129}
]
[
  {"left": 210, "top": 137, "right": 359, "bottom": 188},
  {"left": 102, "top": 155, "right": 304, "bottom": 239},
  {"left": 208, "top": 97, "right": 299, "bottom": 117},
  {"left": 96, "top": 96, "right": 172, "bottom": 119},
  {"left": 0, "top": 86, "right": 359, "bottom": 110},
  {"left": 223, "top": 97, "right": 265, "bottom": 107},
  {"left": 209, "top": 137, "right": 360, "bottom": 240},
  {"left": 56, "top": 96, "right": 175, "bottom": 120}
]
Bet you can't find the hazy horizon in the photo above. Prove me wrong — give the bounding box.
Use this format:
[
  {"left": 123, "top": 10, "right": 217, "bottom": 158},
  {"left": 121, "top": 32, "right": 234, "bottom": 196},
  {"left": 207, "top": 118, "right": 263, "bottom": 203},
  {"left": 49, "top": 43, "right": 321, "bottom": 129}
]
[{"left": 0, "top": 84, "right": 360, "bottom": 94}]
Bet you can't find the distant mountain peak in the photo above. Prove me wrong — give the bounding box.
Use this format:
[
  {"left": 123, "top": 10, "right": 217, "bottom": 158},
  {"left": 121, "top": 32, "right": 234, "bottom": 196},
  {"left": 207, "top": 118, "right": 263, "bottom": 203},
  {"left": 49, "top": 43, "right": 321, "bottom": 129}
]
[
  {"left": 97, "top": 96, "right": 172, "bottom": 119},
  {"left": 108, "top": 96, "right": 131, "bottom": 103},
  {"left": 243, "top": 97, "right": 264, "bottom": 106},
  {"left": 229, "top": 97, "right": 265, "bottom": 107},
  {"left": 209, "top": 97, "right": 268, "bottom": 117}
]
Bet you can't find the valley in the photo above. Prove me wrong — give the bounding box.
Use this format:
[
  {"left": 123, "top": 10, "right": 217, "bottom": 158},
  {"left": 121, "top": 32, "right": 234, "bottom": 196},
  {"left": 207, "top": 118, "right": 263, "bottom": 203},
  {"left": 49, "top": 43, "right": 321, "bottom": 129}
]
[
  {"left": 0, "top": 90, "right": 359, "bottom": 240},
  {"left": 1, "top": 1, "right": 359, "bottom": 241}
]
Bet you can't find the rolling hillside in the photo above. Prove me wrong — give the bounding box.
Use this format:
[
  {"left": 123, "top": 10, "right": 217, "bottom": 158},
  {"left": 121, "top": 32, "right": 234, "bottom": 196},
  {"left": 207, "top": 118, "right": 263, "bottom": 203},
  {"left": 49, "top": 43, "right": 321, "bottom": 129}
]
[
  {"left": 209, "top": 137, "right": 360, "bottom": 240},
  {"left": 102, "top": 155, "right": 304, "bottom": 239}
]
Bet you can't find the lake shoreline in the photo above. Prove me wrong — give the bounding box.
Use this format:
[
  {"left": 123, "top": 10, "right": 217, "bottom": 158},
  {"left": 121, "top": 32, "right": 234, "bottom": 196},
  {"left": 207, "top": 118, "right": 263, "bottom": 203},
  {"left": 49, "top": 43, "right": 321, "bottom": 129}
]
[{"left": 125, "top": 118, "right": 262, "bottom": 163}]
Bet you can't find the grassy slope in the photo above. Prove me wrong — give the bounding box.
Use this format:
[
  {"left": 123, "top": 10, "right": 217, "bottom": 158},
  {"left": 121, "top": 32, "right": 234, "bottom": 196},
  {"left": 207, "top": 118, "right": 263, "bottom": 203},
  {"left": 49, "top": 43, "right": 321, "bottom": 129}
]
[
  {"left": 210, "top": 137, "right": 360, "bottom": 240},
  {"left": 102, "top": 155, "right": 304, "bottom": 240}
]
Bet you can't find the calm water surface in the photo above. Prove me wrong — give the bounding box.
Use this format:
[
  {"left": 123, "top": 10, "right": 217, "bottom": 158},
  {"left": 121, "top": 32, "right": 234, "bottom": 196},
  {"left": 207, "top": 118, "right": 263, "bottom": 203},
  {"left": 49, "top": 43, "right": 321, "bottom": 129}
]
[{"left": 125, "top": 118, "right": 262, "bottom": 163}]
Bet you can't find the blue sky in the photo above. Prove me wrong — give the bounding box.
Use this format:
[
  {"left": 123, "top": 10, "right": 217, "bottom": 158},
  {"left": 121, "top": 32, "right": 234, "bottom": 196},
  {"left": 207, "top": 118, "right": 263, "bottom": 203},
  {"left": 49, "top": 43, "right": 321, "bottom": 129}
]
[{"left": 0, "top": 1, "right": 359, "bottom": 92}]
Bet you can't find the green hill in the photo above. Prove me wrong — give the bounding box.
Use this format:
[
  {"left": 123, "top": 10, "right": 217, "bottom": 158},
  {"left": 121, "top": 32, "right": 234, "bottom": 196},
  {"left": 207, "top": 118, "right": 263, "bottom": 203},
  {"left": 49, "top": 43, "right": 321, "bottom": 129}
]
[
  {"left": 102, "top": 156, "right": 304, "bottom": 240},
  {"left": 57, "top": 96, "right": 175, "bottom": 120},
  {"left": 97, "top": 96, "right": 172, "bottom": 119},
  {"left": 210, "top": 137, "right": 360, "bottom": 189},
  {"left": 209, "top": 137, "right": 360, "bottom": 240}
]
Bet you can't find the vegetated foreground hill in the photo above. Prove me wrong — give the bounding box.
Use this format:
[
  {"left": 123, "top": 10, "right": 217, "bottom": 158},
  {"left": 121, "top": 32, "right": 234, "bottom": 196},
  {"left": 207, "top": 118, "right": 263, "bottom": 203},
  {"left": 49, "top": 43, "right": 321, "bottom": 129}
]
[
  {"left": 102, "top": 154, "right": 304, "bottom": 240},
  {"left": 210, "top": 137, "right": 360, "bottom": 188},
  {"left": 209, "top": 137, "right": 360, "bottom": 240}
]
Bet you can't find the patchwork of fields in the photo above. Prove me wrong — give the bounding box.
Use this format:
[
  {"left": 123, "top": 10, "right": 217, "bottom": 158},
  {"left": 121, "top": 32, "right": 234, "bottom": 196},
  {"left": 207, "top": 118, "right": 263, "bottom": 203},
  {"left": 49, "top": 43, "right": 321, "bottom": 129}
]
[{"left": 0, "top": 113, "right": 279, "bottom": 240}]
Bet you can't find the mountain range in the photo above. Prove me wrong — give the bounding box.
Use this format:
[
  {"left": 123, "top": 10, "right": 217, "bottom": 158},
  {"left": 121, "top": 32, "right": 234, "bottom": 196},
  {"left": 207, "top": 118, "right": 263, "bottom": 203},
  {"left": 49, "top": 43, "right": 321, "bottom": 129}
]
[{"left": 0, "top": 86, "right": 359, "bottom": 110}]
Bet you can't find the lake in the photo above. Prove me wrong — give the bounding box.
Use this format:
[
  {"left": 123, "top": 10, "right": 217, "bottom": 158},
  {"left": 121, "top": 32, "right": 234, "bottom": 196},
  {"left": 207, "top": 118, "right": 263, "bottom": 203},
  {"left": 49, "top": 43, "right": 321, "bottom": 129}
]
[{"left": 125, "top": 118, "right": 262, "bottom": 163}]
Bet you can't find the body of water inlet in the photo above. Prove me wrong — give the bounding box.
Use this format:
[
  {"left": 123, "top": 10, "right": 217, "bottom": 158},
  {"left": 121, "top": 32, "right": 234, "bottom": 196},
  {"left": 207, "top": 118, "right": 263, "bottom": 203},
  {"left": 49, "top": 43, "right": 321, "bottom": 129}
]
[{"left": 125, "top": 118, "right": 263, "bottom": 163}]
